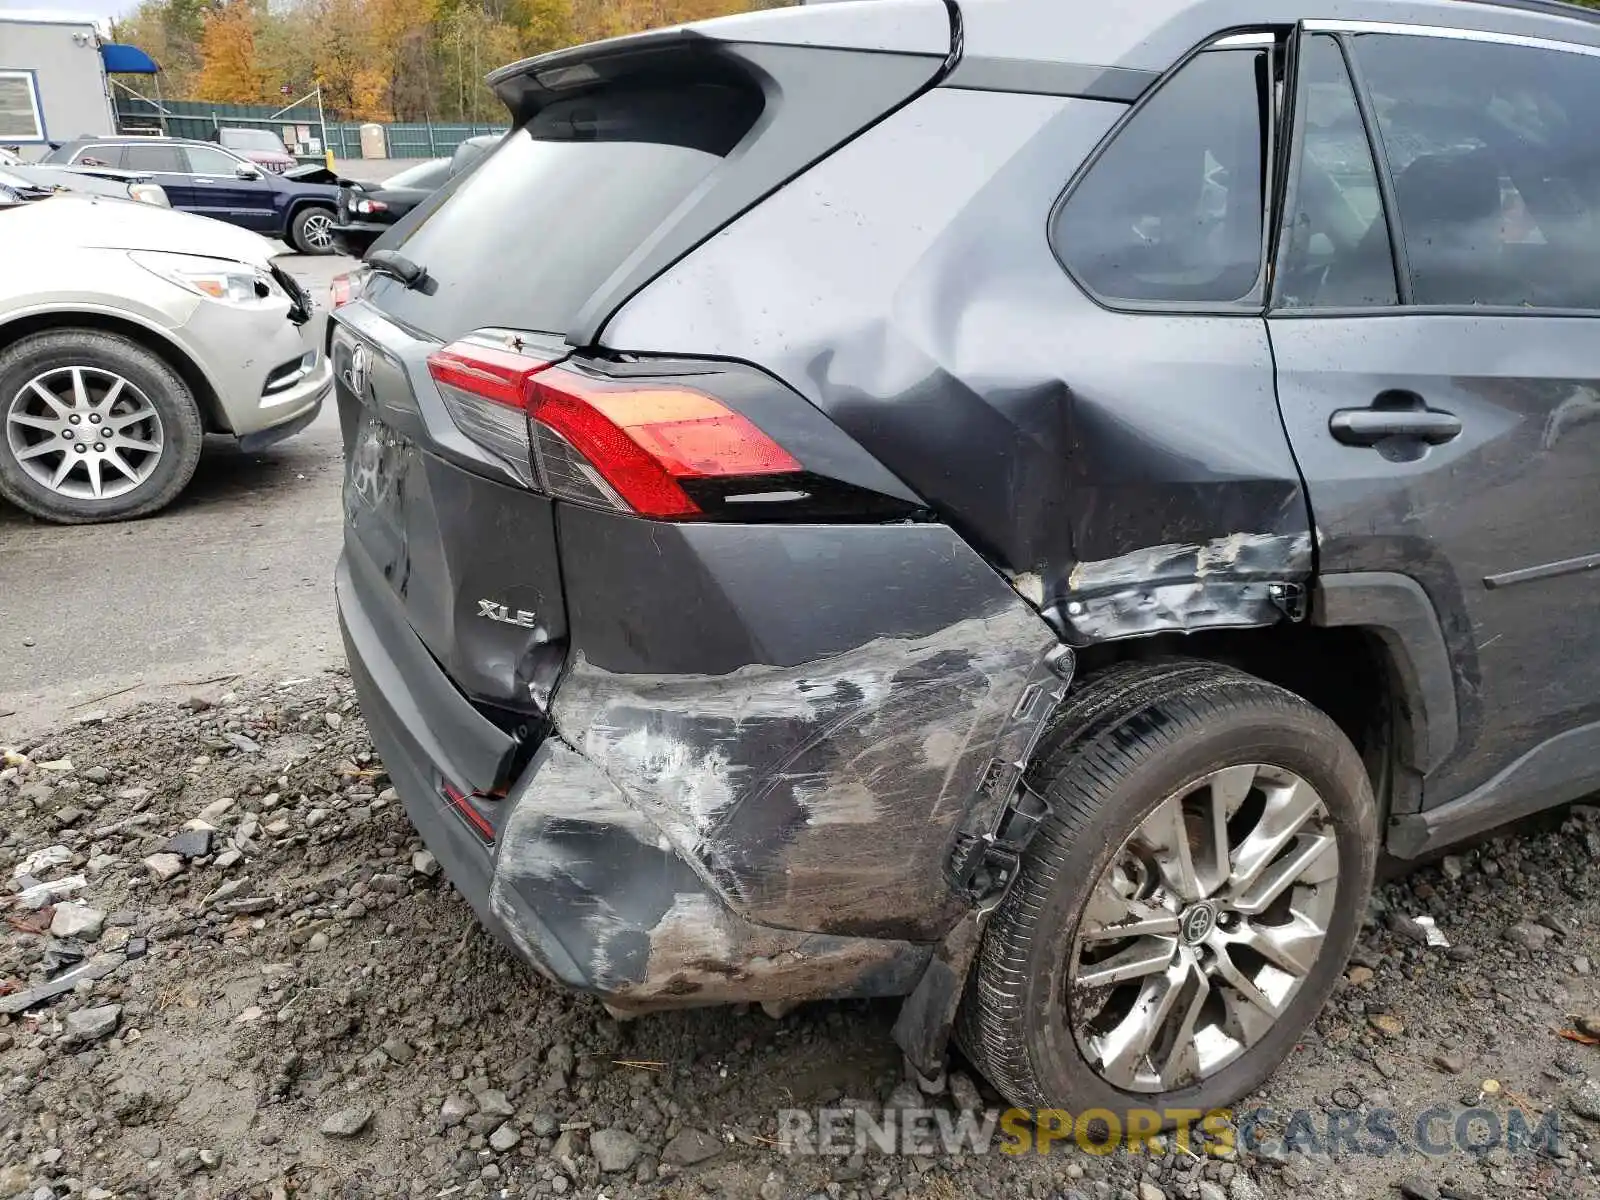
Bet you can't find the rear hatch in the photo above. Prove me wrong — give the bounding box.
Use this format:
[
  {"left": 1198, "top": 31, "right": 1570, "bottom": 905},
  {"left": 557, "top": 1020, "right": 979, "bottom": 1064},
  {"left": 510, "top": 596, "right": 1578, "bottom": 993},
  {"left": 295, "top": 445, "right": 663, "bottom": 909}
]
[{"left": 332, "top": 1, "right": 951, "bottom": 721}]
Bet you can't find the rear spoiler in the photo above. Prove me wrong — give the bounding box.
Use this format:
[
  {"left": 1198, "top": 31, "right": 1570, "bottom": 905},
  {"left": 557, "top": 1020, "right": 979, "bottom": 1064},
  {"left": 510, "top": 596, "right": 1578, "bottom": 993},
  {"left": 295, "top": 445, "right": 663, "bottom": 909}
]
[{"left": 488, "top": 0, "right": 952, "bottom": 120}]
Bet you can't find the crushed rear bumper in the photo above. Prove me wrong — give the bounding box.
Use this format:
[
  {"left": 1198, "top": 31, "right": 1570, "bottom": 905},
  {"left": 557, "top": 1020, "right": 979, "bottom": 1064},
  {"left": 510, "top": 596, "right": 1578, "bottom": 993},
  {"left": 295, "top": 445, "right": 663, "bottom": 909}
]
[{"left": 337, "top": 542, "right": 937, "bottom": 1011}]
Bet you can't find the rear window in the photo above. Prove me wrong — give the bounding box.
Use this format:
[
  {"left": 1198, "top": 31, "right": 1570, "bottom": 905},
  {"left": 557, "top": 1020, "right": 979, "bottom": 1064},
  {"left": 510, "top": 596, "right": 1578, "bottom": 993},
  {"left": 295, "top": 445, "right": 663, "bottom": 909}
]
[{"left": 366, "top": 81, "right": 762, "bottom": 341}]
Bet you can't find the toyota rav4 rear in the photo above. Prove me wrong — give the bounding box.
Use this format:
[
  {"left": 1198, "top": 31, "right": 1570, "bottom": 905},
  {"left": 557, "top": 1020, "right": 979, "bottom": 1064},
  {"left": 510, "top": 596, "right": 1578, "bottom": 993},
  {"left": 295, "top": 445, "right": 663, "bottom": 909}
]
[{"left": 333, "top": 0, "right": 1464, "bottom": 1118}]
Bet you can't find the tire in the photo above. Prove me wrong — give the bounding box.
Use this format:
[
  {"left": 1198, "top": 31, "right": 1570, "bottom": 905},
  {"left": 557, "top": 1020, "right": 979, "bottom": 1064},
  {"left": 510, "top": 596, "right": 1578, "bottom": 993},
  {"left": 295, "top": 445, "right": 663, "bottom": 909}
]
[
  {"left": 289, "top": 205, "right": 337, "bottom": 255},
  {"left": 958, "top": 659, "right": 1377, "bottom": 1120},
  {"left": 0, "top": 329, "right": 203, "bottom": 524}
]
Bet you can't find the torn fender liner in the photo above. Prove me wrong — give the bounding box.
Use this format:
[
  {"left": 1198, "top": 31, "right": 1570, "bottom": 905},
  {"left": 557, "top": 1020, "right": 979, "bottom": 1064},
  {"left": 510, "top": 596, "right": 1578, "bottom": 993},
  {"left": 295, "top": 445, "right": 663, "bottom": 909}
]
[
  {"left": 1052, "top": 532, "right": 1314, "bottom": 645},
  {"left": 547, "top": 608, "right": 1061, "bottom": 943},
  {"left": 488, "top": 739, "right": 929, "bottom": 1012}
]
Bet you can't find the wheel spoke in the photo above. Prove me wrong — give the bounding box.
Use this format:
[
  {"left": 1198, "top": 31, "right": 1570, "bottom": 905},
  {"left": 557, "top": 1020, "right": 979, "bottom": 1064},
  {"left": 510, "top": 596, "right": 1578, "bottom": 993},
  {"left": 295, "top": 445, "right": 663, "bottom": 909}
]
[
  {"left": 96, "top": 377, "right": 126, "bottom": 413},
  {"left": 104, "top": 449, "right": 140, "bottom": 482},
  {"left": 1088, "top": 956, "right": 1193, "bottom": 1089},
  {"left": 70, "top": 367, "right": 90, "bottom": 410},
  {"left": 7, "top": 411, "right": 61, "bottom": 433},
  {"left": 1234, "top": 911, "right": 1326, "bottom": 978},
  {"left": 85, "top": 455, "right": 104, "bottom": 498},
  {"left": 1208, "top": 944, "right": 1281, "bottom": 1017},
  {"left": 108, "top": 403, "right": 156, "bottom": 431},
  {"left": 1227, "top": 776, "right": 1323, "bottom": 893},
  {"left": 1194, "top": 764, "right": 1255, "bottom": 895},
  {"left": 15, "top": 441, "right": 61, "bottom": 462},
  {"left": 1230, "top": 831, "right": 1338, "bottom": 915},
  {"left": 1074, "top": 935, "right": 1179, "bottom": 990},
  {"left": 1138, "top": 794, "right": 1204, "bottom": 902},
  {"left": 49, "top": 455, "right": 75, "bottom": 488},
  {"left": 111, "top": 434, "right": 158, "bottom": 454},
  {"left": 1218, "top": 973, "right": 1278, "bottom": 1049},
  {"left": 29, "top": 380, "right": 72, "bottom": 418},
  {"left": 1080, "top": 877, "right": 1182, "bottom": 942},
  {"left": 1157, "top": 964, "right": 1211, "bottom": 1085}
]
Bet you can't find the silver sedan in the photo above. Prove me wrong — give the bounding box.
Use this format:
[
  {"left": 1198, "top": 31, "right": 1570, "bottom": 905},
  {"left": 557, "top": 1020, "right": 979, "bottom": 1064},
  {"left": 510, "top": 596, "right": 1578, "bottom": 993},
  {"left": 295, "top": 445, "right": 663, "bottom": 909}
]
[{"left": 0, "top": 191, "right": 330, "bottom": 523}]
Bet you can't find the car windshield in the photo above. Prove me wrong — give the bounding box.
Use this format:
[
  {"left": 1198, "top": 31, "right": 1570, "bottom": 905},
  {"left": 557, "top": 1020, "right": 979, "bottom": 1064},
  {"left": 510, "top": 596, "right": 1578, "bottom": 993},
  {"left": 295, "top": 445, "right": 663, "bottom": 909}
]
[{"left": 221, "top": 128, "right": 285, "bottom": 152}]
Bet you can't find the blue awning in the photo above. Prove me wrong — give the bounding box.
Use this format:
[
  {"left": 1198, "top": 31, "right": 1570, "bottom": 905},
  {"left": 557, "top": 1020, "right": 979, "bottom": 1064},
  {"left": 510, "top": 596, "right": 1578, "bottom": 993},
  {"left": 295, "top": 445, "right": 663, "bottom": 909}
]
[{"left": 100, "top": 43, "right": 160, "bottom": 74}]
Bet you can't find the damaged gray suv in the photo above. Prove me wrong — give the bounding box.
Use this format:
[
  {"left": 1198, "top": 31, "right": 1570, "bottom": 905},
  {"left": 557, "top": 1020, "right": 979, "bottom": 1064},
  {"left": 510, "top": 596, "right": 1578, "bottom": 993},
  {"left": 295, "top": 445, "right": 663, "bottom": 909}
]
[{"left": 333, "top": 0, "right": 1600, "bottom": 1115}]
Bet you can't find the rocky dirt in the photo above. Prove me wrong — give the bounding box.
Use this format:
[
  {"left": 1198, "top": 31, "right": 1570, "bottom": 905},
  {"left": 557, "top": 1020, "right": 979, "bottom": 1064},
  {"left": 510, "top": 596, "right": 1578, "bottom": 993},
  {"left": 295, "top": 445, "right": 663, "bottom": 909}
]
[{"left": 0, "top": 672, "right": 1598, "bottom": 1200}]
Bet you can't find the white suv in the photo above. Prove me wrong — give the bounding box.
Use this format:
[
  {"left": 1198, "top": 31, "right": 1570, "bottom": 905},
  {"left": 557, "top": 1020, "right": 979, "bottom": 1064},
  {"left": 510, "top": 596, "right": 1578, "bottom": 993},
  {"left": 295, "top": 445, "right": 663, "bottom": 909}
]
[{"left": 0, "top": 191, "right": 330, "bottom": 522}]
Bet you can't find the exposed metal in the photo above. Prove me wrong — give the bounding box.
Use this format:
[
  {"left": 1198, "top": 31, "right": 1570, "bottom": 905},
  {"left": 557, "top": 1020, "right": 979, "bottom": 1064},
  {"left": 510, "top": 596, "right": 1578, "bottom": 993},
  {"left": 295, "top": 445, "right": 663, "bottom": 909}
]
[
  {"left": 1069, "top": 764, "right": 1338, "bottom": 1092},
  {"left": 5, "top": 366, "right": 163, "bottom": 500}
]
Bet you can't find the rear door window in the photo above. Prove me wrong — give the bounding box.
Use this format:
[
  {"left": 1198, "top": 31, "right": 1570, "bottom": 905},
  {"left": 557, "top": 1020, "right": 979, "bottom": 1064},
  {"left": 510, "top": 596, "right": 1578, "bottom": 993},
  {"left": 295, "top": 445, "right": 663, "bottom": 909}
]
[
  {"left": 121, "top": 144, "right": 187, "bottom": 174},
  {"left": 1274, "top": 35, "right": 1398, "bottom": 307},
  {"left": 368, "top": 82, "right": 762, "bottom": 341},
  {"left": 1349, "top": 31, "right": 1600, "bottom": 309},
  {"left": 1053, "top": 45, "right": 1271, "bottom": 305}
]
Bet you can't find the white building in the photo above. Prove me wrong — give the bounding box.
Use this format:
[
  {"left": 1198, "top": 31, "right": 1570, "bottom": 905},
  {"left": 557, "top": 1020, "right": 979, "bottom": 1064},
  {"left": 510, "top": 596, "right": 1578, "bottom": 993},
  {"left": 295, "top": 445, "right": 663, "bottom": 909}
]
[{"left": 0, "top": 11, "right": 133, "bottom": 160}]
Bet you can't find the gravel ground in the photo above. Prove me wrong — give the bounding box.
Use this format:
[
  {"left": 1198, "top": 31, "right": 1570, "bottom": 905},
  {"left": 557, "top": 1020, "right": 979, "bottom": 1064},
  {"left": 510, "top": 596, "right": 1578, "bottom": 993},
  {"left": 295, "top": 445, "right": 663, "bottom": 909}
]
[{"left": 1, "top": 673, "right": 1598, "bottom": 1200}]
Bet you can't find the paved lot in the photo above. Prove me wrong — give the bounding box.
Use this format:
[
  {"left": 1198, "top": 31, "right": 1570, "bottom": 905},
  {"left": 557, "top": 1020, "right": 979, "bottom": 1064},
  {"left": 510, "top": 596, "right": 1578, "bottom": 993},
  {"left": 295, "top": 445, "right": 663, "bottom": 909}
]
[{"left": 0, "top": 252, "right": 353, "bottom": 739}]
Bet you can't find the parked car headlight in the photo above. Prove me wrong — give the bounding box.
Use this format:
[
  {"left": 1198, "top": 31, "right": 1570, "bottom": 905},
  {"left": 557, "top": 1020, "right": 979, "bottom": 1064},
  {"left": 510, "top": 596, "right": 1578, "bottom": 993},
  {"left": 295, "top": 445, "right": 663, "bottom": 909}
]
[
  {"left": 129, "top": 251, "right": 273, "bottom": 304},
  {"left": 129, "top": 183, "right": 169, "bottom": 207}
]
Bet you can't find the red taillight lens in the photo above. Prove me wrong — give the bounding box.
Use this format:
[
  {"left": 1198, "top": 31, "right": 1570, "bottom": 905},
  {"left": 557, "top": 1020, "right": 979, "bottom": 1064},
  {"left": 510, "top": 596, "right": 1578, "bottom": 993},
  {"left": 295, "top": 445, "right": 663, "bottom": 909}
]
[
  {"left": 425, "top": 338, "right": 801, "bottom": 519},
  {"left": 330, "top": 274, "right": 351, "bottom": 308}
]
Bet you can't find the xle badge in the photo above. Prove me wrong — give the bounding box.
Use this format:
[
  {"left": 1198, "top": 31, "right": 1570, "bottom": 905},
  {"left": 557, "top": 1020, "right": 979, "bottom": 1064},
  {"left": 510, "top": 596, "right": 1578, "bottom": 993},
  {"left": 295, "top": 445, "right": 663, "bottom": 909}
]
[{"left": 477, "top": 599, "right": 539, "bottom": 629}]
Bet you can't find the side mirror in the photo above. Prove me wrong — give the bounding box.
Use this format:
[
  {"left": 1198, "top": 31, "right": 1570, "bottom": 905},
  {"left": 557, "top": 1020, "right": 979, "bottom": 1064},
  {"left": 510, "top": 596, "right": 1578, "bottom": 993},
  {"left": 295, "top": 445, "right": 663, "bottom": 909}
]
[{"left": 235, "top": 163, "right": 261, "bottom": 180}]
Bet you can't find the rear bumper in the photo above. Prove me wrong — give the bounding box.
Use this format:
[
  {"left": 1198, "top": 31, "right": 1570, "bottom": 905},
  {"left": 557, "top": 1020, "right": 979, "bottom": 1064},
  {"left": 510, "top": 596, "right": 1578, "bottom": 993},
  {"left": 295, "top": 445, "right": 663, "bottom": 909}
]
[
  {"left": 336, "top": 543, "right": 931, "bottom": 1011},
  {"left": 331, "top": 221, "right": 389, "bottom": 256}
]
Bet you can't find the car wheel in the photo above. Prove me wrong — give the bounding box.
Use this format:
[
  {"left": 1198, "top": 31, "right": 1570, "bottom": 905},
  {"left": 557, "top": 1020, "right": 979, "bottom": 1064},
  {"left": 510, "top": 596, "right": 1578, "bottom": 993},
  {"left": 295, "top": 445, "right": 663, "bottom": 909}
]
[
  {"left": 958, "top": 659, "right": 1377, "bottom": 1120},
  {"left": 0, "top": 329, "right": 203, "bottom": 524},
  {"left": 290, "top": 206, "right": 337, "bottom": 255}
]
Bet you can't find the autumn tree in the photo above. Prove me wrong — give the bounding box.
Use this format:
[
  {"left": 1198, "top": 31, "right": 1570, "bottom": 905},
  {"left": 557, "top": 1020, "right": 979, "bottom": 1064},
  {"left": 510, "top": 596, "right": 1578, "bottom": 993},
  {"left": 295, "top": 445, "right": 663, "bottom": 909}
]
[
  {"left": 118, "top": 0, "right": 793, "bottom": 123},
  {"left": 194, "top": 0, "right": 268, "bottom": 103}
]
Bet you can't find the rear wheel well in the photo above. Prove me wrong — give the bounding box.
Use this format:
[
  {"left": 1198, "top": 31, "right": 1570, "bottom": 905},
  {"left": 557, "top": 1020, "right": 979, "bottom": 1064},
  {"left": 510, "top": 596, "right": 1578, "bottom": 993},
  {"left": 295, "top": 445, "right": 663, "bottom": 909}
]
[
  {"left": 1074, "top": 624, "right": 1401, "bottom": 817},
  {"left": 0, "top": 311, "right": 228, "bottom": 434}
]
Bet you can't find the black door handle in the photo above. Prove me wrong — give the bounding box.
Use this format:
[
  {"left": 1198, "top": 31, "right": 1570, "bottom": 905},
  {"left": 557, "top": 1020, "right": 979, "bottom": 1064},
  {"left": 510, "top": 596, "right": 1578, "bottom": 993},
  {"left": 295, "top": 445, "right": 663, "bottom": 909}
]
[{"left": 1330, "top": 396, "right": 1462, "bottom": 447}]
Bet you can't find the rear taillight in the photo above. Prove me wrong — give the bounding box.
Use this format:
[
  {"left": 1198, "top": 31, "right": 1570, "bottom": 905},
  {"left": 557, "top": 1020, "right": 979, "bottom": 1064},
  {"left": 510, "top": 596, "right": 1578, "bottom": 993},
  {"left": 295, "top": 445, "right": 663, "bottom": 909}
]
[
  {"left": 330, "top": 274, "right": 352, "bottom": 309},
  {"left": 426, "top": 336, "right": 800, "bottom": 518}
]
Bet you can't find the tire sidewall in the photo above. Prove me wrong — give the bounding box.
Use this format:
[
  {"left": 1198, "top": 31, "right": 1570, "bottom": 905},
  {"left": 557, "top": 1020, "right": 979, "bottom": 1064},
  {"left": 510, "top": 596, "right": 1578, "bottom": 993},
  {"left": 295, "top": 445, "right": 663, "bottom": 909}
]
[
  {"left": 1011, "top": 698, "right": 1377, "bottom": 1115},
  {"left": 0, "top": 332, "right": 202, "bottom": 523}
]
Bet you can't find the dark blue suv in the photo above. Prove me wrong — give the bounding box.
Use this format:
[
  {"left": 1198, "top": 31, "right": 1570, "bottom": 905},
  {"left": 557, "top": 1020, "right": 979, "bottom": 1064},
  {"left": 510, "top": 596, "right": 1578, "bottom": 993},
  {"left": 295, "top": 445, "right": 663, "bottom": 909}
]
[{"left": 42, "top": 136, "right": 341, "bottom": 254}]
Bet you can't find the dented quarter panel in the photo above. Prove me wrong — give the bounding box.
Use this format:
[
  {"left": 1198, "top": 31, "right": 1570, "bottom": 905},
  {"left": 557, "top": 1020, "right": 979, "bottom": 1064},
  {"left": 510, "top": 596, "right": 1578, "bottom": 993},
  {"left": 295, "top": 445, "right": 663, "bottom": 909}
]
[
  {"left": 548, "top": 508, "right": 1061, "bottom": 941},
  {"left": 602, "top": 87, "right": 1313, "bottom": 644}
]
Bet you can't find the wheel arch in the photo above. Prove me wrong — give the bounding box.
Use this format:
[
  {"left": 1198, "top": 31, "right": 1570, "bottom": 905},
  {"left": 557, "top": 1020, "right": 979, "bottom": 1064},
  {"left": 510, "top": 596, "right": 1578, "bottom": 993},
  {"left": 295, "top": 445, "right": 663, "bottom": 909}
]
[
  {"left": 0, "top": 307, "right": 229, "bottom": 434},
  {"left": 1070, "top": 574, "right": 1457, "bottom": 830},
  {"left": 283, "top": 195, "right": 336, "bottom": 231}
]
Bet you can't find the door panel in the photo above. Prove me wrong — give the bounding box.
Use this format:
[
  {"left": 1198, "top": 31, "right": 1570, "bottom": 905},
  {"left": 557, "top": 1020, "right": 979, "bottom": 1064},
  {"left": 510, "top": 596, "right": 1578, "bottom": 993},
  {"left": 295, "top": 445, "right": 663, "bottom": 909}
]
[
  {"left": 182, "top": 145, "right": 275, "bottom": 231},
  {"left": 1271, "top": 316, "right": 1600, "bottom": 800},
  {"left": 1269, "top": 29, "right": 1600, "bottom": 805}
]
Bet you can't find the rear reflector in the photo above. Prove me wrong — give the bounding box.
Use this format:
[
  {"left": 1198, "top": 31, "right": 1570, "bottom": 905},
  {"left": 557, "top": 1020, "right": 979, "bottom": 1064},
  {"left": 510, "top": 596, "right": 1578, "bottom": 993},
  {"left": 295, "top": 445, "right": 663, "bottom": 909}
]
[
  {"left": 441, "top": 780, "right": 496, "bottom": 844},
  {"left": 426, "top": 335, "right": 800, "bottom": 518}
]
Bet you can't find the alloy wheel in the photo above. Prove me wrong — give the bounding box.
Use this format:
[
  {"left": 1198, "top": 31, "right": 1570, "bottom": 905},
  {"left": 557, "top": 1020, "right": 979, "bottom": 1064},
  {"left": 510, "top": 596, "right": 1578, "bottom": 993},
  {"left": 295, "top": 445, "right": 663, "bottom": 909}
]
[
  {"left": 4, "top": 366, "right": 165, "bottom": 501},
  {"left": 1067, "top": 763, "right": 1340, "bottom": 1093},
  {"left": 301, "top": 211, "right": 334, "bottom": 251}
]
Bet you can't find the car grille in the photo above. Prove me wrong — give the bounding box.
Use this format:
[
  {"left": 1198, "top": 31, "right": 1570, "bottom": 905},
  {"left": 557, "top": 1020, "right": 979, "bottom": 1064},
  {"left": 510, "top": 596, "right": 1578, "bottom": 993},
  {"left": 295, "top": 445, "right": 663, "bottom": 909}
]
[
  {"left": 262, "top": 161, "right": 288, "bottom": 175},
  {"left": 271, "top": 264, "right": 312, "bottom": 326}
]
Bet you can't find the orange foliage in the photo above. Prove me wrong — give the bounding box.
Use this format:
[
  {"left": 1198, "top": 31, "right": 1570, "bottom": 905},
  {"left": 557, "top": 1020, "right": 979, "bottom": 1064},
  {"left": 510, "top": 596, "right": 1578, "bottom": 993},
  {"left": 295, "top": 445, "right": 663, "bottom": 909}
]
[{"left": 194, "top": 0, "right": 268, "bottom": 103}]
